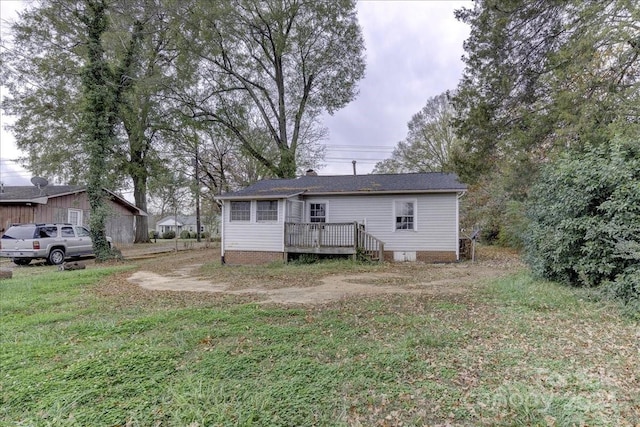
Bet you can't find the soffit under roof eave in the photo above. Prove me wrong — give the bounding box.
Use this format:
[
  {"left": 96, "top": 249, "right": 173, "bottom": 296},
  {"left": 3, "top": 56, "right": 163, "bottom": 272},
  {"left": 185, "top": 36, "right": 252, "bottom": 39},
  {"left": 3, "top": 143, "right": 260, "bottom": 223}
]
[
  {"left": 215, "top": 191, "right": 306, "bottom": 201},
  {"left": 301, "top": 189, "right": 467, "bottom": 196},
  {"left": 0, "top": 197, "right": 50, "bottom": 204},
  {"left": 214, "top": 188, "right": 467, "bottom": 200}
]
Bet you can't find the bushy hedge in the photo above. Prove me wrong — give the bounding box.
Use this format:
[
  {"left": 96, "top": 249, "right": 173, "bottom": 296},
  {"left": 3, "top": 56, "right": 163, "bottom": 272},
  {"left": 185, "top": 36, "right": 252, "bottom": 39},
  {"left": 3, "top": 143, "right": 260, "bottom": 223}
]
[
  {"left": 162, "top": 230, "right": 176, "bottom": 239},
  {"left": 524, "top": 139, "right": 640, "bottom": 311},
  {"left": 180, "top": 230, "right": 191, "bottom": 239}
]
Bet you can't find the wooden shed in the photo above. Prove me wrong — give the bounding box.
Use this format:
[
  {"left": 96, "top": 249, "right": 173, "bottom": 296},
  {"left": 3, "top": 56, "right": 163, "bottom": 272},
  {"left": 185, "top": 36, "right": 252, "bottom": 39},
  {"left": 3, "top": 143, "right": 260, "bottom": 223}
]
[{"left": 0, "top": 185, "right": 146, "bottom": 245}]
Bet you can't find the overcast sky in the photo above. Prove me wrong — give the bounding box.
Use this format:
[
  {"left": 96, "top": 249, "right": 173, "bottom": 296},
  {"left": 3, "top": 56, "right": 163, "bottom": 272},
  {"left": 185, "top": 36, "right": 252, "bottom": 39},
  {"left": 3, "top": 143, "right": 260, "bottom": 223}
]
[{"left": 0, "top": 0, "right": 470, "bottom": 186}]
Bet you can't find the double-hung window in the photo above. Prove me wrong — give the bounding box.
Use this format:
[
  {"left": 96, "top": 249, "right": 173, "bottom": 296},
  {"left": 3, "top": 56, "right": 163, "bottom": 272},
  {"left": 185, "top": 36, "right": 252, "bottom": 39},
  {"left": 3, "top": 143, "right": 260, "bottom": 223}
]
[
  {"left": 230, "top": 201, "right": 251, "bottom": 221},
  {"left": 394, "top": 200, "right": 415, "bottom": 230},
  {"left": 256, "top": 200, "right": 278, "bottom": 222},
  {"left": 309, "top": 203, "right": 326, "bottom": 223}
]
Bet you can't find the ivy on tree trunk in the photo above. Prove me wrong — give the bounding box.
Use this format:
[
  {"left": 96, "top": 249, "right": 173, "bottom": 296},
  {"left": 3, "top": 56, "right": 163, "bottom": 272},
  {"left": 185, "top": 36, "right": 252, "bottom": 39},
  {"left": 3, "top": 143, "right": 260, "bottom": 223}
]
[
  {"left": 79, "top": 0, "right": 114, "bottom": 261},
  {"left": 79, "top": 0, "right": 144, "bottom": 259}
]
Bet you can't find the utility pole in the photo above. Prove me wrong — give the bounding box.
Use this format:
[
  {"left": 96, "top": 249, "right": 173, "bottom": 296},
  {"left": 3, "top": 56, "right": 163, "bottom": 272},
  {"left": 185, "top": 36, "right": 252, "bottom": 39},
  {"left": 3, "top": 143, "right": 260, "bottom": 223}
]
[{"left": 195, "top": 142, "right": 201, "bottom": 243}]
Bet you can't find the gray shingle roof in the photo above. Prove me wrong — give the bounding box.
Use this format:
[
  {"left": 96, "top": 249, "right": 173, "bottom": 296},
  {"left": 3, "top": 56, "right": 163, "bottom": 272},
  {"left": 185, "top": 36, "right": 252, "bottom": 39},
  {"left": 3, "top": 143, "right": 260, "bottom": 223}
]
[
  {"left": 0, "top": 185, "right": 85, "bottom": 201},
  {"left": 157, "top": 215, "right": 198, "bottom": 226},
  {"left": 216, "top": 173, "right": 467, "bottom": 200}
]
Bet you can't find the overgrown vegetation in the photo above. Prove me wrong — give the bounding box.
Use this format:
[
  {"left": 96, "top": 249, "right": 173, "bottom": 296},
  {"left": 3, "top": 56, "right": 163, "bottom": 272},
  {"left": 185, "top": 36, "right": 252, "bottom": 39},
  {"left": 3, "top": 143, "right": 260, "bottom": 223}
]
[
  {"left": 444, "top": 1, "right": 640, "bottom": 307},
  {"left": 525, "top": 139, "right": 640, "bottom": 316},
  {"left": 1, "top": 260, "right": 638, "bottom": 425}
]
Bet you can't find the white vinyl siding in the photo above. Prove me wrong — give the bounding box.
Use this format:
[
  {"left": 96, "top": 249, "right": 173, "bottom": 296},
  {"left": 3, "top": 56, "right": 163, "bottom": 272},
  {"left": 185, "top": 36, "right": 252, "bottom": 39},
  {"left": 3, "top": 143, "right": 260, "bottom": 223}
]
[
  {"left": 286, "top": 200, "right": 304, "bottom": 222},
  {"left": 221, "top": 194, "right": 460, "bottom": 255},
  {"left": 222, "top": 200, "right": 285, "bottom": 252},
  {"left": 304, "top": 194, "right": 458, "bottom": 252}
]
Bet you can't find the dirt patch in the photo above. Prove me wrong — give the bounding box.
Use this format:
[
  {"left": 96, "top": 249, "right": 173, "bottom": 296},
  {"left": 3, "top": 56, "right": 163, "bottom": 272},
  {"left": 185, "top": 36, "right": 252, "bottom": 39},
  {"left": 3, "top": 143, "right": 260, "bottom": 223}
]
[{"left": 126, "top": 248, "right": 522, "bottom": 305}]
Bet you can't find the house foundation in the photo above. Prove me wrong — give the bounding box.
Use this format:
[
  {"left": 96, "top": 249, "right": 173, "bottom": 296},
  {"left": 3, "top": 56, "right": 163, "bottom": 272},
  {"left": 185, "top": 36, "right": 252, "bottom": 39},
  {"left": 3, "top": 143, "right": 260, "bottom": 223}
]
[{"left": 223, "top": 250, "right": 286, "bottom": 265}]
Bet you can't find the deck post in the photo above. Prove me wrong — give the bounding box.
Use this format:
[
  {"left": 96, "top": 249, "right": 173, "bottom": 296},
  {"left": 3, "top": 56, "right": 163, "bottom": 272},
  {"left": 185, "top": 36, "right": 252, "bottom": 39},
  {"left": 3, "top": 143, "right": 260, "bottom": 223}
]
[{"left": 353, "top": 222, "right": 358, "bottom": 261}]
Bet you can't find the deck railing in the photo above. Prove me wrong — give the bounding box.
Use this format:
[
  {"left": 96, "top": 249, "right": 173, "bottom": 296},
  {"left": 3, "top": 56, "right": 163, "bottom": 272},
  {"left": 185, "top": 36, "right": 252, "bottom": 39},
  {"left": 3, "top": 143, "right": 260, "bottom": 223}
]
[
  {"left": 284, "top": 222, "right": 384, "bottom": 262},
  {"left": 285, "top": 222, "right": 355, "bottom": 248},
  {"left": 357, "top": 228, "right": 385, "bottom": 262}
]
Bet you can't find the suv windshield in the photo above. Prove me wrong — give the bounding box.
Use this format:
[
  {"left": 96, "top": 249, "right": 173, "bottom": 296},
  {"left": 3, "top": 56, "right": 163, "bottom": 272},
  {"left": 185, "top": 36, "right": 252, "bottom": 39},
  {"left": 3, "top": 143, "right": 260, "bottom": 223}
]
[{"left": 1, "top": 226, "right": 37, "bottom": 240}]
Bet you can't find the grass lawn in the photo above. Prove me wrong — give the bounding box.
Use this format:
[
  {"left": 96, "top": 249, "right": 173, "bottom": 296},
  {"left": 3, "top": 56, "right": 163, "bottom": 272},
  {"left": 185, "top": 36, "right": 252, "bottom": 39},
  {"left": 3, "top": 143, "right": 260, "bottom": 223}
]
[{"left": 1, "top": 259, "right": 638, "bottom": 426}]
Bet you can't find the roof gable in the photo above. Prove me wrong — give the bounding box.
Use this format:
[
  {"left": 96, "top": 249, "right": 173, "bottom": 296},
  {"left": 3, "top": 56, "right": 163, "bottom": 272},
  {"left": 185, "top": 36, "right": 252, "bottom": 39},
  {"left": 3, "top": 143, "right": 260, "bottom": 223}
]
[
  {"left": 157, "top": 215, "right": 197, "bottom": 226},
  {"left": 216, "top": 173, "right": 467, "bottom": 200}
]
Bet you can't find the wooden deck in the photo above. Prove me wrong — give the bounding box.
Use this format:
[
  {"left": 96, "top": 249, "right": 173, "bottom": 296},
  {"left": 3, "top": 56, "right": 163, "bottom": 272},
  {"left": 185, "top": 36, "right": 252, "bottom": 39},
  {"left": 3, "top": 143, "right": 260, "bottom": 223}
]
[{"left": 284, "top": 222, "right": 384, "bottom": 261}]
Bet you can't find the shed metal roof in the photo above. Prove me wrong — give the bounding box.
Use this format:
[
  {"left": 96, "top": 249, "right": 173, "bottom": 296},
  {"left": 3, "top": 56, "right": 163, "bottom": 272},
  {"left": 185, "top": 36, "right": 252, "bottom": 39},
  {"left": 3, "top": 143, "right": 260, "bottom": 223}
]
[
  {"left": 0, "top": 185, "right": 147, "bottom": 216},
  {"left": 0, "top": 185, "right": 85, "bottom": 202}
]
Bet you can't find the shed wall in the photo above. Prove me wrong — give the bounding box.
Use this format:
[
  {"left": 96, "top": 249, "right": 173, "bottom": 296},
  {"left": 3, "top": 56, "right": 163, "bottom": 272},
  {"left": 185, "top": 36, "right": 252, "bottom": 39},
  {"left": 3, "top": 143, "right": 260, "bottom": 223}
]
[{"left": 0, "top": 192, "right": 137, "bottom": 245}]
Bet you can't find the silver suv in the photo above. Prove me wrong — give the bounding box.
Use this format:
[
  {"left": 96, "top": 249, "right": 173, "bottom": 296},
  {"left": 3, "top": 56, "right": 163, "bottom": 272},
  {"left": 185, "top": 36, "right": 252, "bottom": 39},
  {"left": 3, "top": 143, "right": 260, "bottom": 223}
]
[{"left": 0, "top": 223, "right": 112, "bottom": 266}]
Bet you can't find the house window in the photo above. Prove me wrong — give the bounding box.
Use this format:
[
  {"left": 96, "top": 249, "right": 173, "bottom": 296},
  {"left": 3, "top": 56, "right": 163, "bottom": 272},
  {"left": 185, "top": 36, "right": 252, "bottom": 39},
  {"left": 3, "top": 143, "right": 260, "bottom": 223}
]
[
  {"left": 394, "top": 200, "right": 415, "bottom": 230},
  {"left": 68, "top": 209, "right": 83, "bottom": 225},
  {"left": 256, "top": 200, "right": 278, "bottom": 222},
  {"left": 230, "top": 201, "right": 251, "bottom": 221},
  {"left": 309, "top": 203, "right": 326, "bottom": 223}
]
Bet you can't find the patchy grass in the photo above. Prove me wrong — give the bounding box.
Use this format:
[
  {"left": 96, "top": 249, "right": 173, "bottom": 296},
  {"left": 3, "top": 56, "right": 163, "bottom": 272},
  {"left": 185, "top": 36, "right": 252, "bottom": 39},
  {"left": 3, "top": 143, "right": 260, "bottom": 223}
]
[
  {"left": 1, "top": 257, "right": 638, "bottom": 426},
  {"left": 198, "top": 257, "right": 391, "bottom": 289}
]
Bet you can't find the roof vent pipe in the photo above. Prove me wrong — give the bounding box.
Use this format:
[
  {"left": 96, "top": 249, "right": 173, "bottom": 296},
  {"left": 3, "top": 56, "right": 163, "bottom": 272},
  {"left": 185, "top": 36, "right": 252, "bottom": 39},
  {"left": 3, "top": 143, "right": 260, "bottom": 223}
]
[{"left": 352, "top": 160, "right": 357, "bottom": 176}]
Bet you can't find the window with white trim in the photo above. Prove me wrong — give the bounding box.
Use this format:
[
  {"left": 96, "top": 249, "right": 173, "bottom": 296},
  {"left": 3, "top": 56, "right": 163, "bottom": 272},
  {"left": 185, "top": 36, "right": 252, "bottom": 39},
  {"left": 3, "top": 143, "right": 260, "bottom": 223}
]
[
  {"left": 309, "top": 203, "right": 326, "bottom": 223},
  {"left": 394, "top": 200, "right": 415, "bottom": 230},
  {"left": 256, "top": 200, "right": 278, "bottom": 221},
  {"left": 230, "top": 201, "right": 251, "bottom": 221},
  {"left": 68, "top": 208, "right": 83, "bottom": 225}
]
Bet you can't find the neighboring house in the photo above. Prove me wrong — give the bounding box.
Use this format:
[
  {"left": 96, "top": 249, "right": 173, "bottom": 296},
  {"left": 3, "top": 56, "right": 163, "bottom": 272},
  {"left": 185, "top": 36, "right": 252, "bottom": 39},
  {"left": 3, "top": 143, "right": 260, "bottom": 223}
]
[
  {"left": 156, "top": 215, "right": 198, "bottom": 235},
  {"left": 215, "top": 172, "right": 467, "bottom": 265},
  {"left": 0, "top": 185, "right": 147, "bottom": 245},
  {"left": 155, "top": 215, "right": 219, "bottom": 237}
]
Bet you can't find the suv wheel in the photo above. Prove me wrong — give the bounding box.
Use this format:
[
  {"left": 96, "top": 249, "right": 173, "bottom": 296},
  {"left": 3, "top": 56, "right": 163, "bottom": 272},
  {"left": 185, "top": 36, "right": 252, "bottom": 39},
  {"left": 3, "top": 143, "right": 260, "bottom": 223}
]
[{"left": 48, "top": 248, "right": 65, "bottom": 265}]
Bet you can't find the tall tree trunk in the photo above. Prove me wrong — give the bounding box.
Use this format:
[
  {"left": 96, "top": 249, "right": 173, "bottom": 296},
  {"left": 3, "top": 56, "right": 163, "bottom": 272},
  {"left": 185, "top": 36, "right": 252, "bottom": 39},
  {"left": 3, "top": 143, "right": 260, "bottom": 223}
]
[
  {"left": 133, "top": 174, "right": 150, "bottom": 243},
  {"left": 82, "top": 0, "right": 114, "bottom": 261},
  {"left": 129, "top": 132, "right": 151, "bottom": 243}
]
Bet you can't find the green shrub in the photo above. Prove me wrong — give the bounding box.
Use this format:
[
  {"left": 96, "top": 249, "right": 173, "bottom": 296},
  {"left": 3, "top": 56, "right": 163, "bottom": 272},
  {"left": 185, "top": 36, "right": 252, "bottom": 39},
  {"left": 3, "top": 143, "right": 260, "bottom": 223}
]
[
  {"left": 497, "top": 200, "right": 527, "bottom": 248},
  {"left": 180, "top": 230, "right": 191, "bottom": 239},
  {"left": 290, "top": 253, "right": 319, "bottom": 264},
  {"left": 524, "top": 138, "right": 640, "bottom": 306},
  {"left": 201, "top": 232, "right": 210, "bottom": 239},
  {"left": 162, "top": 230, "right": 176, "bottom": 239},
  {"left": 148, "top": 230, "right": 157, "bottom": 240},
  {"left": 600, "top": 267, "right": 640, "bottom": 319}
]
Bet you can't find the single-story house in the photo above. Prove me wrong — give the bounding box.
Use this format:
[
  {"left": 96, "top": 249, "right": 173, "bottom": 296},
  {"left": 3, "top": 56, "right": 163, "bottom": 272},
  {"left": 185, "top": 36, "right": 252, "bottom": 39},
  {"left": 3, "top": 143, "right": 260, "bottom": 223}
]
[
  {"left": 155, "top": 215, "right": 219, "bottom": 237},
  {"left": 214, "top": 172, "right": 467, "bottom": 265},
  {"left": 156, "top": 215, "right": 201, "bottom": 235},
  {"left": 0, "top": 185, "right": 147, "bottom": 245}
]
